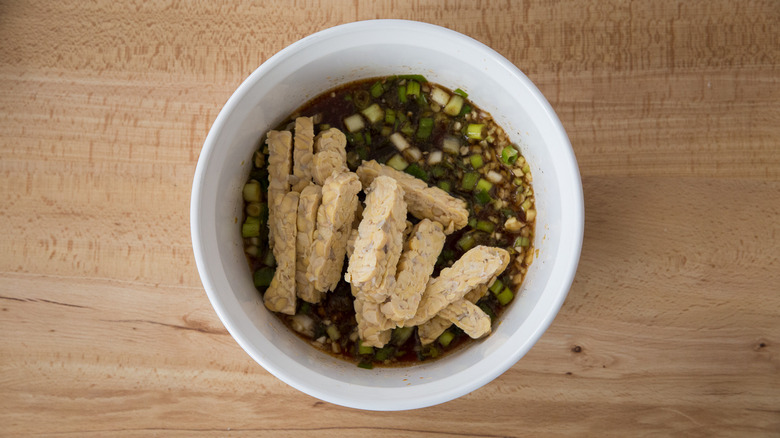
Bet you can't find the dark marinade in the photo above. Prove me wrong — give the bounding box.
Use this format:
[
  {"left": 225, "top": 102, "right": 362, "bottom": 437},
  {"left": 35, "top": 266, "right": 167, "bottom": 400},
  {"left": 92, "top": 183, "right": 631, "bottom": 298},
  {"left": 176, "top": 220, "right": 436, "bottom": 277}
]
[{"left": 241, "top": 75, "right": 536, "bottom": 368}]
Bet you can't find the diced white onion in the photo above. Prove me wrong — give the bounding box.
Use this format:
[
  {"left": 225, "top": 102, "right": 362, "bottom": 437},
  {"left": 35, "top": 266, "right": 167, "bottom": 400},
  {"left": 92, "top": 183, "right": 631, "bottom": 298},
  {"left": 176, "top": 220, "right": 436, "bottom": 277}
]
[
  {"left": 290, "top": 314, "right": 315, "bottom": 337},
  {"left": 442, "top": 136, "right": 460, "bottom": 155},
  {"left": 343, "top": 114, "right": 365, "bottom": 133},
  {"left": 430, "top": 87, "right": 451, "bottom": 107},
  {"left": 428, "top": 150, "right": 443, "bottom": 165},
  {"left": 487, "top": 170, "right": 503, "bottom": 184},
  {"left": 389, "top": 132, "right": 410, "bottom": 151},
  {"left": 406, "top": 147, "right": 422, "bottom": 162}
]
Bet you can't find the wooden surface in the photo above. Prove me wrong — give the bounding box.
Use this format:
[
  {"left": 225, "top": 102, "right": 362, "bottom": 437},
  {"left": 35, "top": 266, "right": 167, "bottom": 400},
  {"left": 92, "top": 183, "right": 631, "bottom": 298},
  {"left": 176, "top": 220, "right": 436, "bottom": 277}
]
[{"left": 1, "top": 1, "right": 778, "bottom": 436}]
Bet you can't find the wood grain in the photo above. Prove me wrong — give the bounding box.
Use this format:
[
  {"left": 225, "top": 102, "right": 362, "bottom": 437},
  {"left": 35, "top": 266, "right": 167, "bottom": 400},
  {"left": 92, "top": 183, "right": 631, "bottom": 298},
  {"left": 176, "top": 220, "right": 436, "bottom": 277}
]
[{"left": 1, "top": 0, "right": 778, "bottom": 436}]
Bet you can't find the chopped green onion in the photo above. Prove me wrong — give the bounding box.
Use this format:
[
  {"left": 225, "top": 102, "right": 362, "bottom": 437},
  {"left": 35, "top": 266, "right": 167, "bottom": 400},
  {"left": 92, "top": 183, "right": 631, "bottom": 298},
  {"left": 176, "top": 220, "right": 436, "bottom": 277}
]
[
  {"left": 476, "top": 220, "right": 495, "bottom": 233},
  {"left": 357, "top": 361, "right": 373, "bottom": 369},
  {"left": 416, "top": 117, "right": 434, "bottom": 139},
  {"left": 253, "top": 267, "right": 274, "bottom": 288},
  {"left": 513, "top": 178, "right": 524, "bottom": 186},
  {"left": 387, "top": 154, "right": 409, "bottom": 171},
  {"left": 391, "top": 326, "right": 414, "bottom": 346},
  {"left": 468, "top": 217, "right": 477, "bottom": 228},
  {"left": 497, "top": 287, "right": 514, "bottom": 305},
  {"left": 353, "top": 90, "right": 370, "bottom": 109},
  {"left": 459, "top": 104, "right": 472, "bottom": 117},
  {"left": 346, "top": 151, "right": 361, "bottom": 170},
  {"left": 299, "top": 302, "right": 311, "bottom": 314},
  {"left": 469, "top": 154, "right": 484, "bottom": 169},
  {"left": 453, "top": 88, "right": 469, "bottom": 98},
  {"left": 326, "top": 325, "right": 341, "bottom": 341},
  {"left": 440, "top": 249, "right": 455, "bottom": 261},
  {"left": 245, "top": 202, "right": 265, "bottom": 218},
  {"left": 422, "top": 345, "right": 440, "bottom": 358},
  {"left": 525, "top": 209, "right": 536, "bottom": 222},
  {"left": 381, "top": 125, "right": 392, "bottom": 137},
  {"left": 357, "top": 341, "right": 374, "bottom": 355},
  {"left": 475, "top": 189, "right": 491, "bottom": 205},
  {"left": 404, "top": 163, "right": 429, "bottom": 182},
  {"left": 489, "top": 279, "right": 505, "bottom": 295},
  {"left": 318, "top": 123, "right": 330, "bottom": 131},
  {"left": 475, "top": 178, "right": 493, "bottom": 193},
  {"left": 457, "top": 234, "right": 477, "bottom": 251},
  {"left": 397, "top": 74, "right": 428, "bottom": 82},
  {"left": 501, "top": 146, "right": 519, "bottom": 164},
  {"left": 522, "top": 163, "right": 531, "bottom": 173},
  {"left": 242, "top": 181, "right": 261, "bottom": 202},
  {"left": 521, "top": 198, "right": 533, "bottom": 211},
  {"left": 263, "top": 250, "right": 276, "bottom": 267},
  {"left": 466, "top": 124, "right": 485, "bottom": 140},
  {"left": 400, "top": 122, "right": 415, "bottom": 136},
  {"left": 242, "top": 220, "right": 260, "bottom": 238},
  {"left": 361, "top": 103, "right": 384, "bottom": 123},
  {"left": 398, "top": 85, "right": 407, "bottom": 103},
  {"left": 461, "top": 171, "right": 480, "bottom": 190},
  {"left": 406, "top": 80, "right": 421, "bottom": 97},
  {"left": 370, "top": 81, "right": 384, "bottom": 98},
  {"left": 353, "top": 132, "right": 364, "bottom": 144},
  {"left": 431, "top": 165, "right": 446, "bottom": 178},
  {"left": 384, "top": 108, "right": 396, "bottom": 125},
  {"left": 438, "top": 330, "right": 455, "bottom": 347},
  {"left": 478, "top": 302, "right": 496, "bottom": 320},
  {"left": 437, "top": 180, "right": 452, "bottom": 192},
  {"left": 374, "top": 346, "right": 394, "bottom": 361},
  {"left": 514, "top": 236, "right": 531, "bottom": 247},
  {"left": 443, "top": 95, "right": 464, "bottom": 116}
]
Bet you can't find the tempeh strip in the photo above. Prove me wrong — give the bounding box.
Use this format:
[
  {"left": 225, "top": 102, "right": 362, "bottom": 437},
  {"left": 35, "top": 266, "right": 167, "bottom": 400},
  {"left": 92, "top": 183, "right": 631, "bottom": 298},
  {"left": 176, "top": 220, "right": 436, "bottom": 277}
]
[
  {"left": 345, "top": 175, "right": 407, "bottom": 304},
  {"left": 356, "top": 160, "right": 469, "bottom": 233},
  {"left": 263, "top": 191, "right": 299, "bottom": 315},
  {"left": 295, "top": 184, "right": 323, "bottom": 303},
  {"left": 437, "top": 300, "right": 491, "bottom": 339},
  {"left": 381, "top": 219, "right": 446, "bottom": 322},
  {"left": 312, "top": 150, "right": 348, "bottom": 186},
  {"left": 346, "top": 228, "right": 392, "bottom": 347},
  {"left": 291, "top": 117, "right": 314, "bottom": 192},
  {"left": 314, "top": 127, "right": 347, "bottom": 160},
  {"left": 266, "top": 130, "right": 293, "bottom": 248},
  {"left": 353, "top": 298, "right": 392, "bottom": 348},
  {"left": 306, "top": 171, "right": 361, "bottom": 292},
  {"left": 418, "top": 284, "right": 489, "bottom": 345},
  {"left": 402, "top": 246, "right": 510, "bottom": 327}
]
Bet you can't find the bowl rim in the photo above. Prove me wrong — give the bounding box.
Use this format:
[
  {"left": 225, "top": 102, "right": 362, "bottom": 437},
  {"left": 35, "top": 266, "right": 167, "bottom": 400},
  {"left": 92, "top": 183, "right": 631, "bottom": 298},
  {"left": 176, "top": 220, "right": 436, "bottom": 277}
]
[{"left": 191, "top": 19, "right": 584, "bottom": 410}]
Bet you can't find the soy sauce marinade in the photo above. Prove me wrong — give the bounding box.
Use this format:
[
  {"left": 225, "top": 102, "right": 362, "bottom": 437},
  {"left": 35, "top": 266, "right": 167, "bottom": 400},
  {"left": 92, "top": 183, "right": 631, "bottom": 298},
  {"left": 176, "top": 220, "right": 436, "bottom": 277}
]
[{"left": 241, "top": 75, "right": 536, "bottom": 368}]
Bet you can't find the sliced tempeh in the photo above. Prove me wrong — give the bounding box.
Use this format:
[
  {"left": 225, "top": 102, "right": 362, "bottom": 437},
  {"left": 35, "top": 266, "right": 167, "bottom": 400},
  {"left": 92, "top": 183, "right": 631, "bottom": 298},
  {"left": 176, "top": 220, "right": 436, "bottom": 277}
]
[
  {"left": 290, "top": 117, "right": 314, "bottom": 192},
  {"left": 263, "top": 191, "right": 299, "bottom": 315},
  {"left": 402, "top": 246, "right": 510, "bottom": 327},
  {"left": 306, "top": 171, "right": 361, "bottom": 292},
  {"left": 380, "top": 219, "right": 446, "bottom": 322},
  {"left": 314, "top": 127, "right": 347, "bottom": 160},
  {"left": 353, "top": 297, "right": 392, "bottom": 348},
  {"left": 346, "top": 227, "right": 392, "bottom": 347},
  {"left": 345, "top": 175, "right": 407, "bottom": 304},
  {"left": 295, "top": 183, "right": 323, "bottom": 303},
  {"left": 312, "top": 149, "right": 348, "bottom": 186},
  {"left": 436, "top": 300, "right": 491, "bottom": 339},
  {"left": 418, "top": 284, "right": 489, "bottom": 345},
  {"left": 266, "top": 130, "right": 293, "bottom": 248},
  {"left": 356, "top": 160, "right": 469, "bottom": 233},
  {"left": 417, "top": 314, "right": 455, "bottom": 345}
]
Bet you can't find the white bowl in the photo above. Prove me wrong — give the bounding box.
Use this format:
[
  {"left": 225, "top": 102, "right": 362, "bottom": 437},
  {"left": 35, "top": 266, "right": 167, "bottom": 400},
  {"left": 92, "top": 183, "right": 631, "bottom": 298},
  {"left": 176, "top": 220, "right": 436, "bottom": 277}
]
[{"left": 191, "top": 19, "right": 583, "bottom": 410}]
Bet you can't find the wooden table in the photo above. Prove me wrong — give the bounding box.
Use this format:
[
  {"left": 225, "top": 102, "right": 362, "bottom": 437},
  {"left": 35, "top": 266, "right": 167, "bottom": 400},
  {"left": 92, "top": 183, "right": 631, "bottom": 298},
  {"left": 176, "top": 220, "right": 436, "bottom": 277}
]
[{"left": 2, "top": 1, "right": 778, "bottom": 436}]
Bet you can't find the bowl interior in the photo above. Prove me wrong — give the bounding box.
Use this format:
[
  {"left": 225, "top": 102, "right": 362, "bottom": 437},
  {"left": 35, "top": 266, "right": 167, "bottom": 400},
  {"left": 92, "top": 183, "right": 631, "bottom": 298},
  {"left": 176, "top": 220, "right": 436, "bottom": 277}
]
[{"left": 192, "top": 20, "right": 582, "bottom": 410}]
